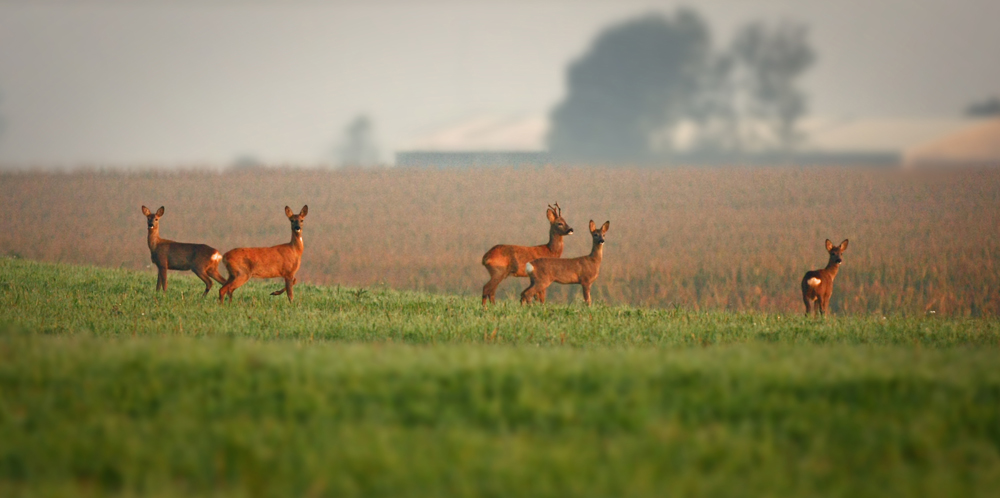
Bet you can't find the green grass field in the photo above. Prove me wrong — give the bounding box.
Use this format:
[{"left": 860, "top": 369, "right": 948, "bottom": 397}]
[{"left": 2, "top": 256, "right": 1000, "bottom": 497}]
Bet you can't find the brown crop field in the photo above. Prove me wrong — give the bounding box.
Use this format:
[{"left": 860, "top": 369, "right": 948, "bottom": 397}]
[{"left": 1, "top": 166, "right": 998, "bottom": 315}]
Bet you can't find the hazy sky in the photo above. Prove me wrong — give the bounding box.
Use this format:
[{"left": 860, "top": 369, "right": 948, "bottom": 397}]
[{"left": 0, "top": 0, "right": 998, "bottom": 166}]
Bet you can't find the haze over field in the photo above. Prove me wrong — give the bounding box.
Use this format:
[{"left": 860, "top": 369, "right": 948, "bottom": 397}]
[{"left": 0, "top": 0, "right": 998, "bottom": 166}]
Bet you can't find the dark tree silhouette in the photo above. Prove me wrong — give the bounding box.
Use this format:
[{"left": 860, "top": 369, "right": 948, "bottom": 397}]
[
  {"left": 548, "top": 10, "right": 712, "bottom": 163},
  {"left": 965, "top": 96, "right": 1000, "bottom": 117},
  {"left": 548, "top": 11, "right": 815, "bottom": 162},
  {"left": 682, "top": 21, "right": 815, "bottom": 155},
  {"left": 723, "top": 22, "right": 815, "bottom": 151},
  {"left": 336, "top": 115, "right": 380, "bottom": 167}
]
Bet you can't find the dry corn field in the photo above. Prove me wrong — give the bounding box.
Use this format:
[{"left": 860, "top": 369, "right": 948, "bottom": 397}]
[{"left": 1, "top": 166, "right": 998, "bottom": 315}]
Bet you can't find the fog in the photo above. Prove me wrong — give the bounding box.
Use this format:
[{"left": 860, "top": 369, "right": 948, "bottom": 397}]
[{"left": 0, "top": 0, "right": 997, "bottom": 167}]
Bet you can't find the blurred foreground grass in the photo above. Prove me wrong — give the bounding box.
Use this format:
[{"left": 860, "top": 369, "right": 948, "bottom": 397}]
[{"left": 1, "top": 257, "right": 999, "bottom": 497}]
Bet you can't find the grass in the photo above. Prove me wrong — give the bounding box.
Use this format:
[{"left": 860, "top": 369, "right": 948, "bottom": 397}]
[
  {"left": 2, "top": 256, "right": 997, "bottom": 348},
  {"left": 2, "top": 257, "right": 1000, "bottom": 497}
]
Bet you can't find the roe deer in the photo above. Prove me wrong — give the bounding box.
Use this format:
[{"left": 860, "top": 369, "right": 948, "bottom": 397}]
[
  {"left": 141, "top": 205, "right": 226, "bottom": 296},
  {"left": 521, "top": 220, "right": 609, "bottom": 306},
  {"left": 219, "top": 205, "right": 308, "bottom": 304},
  {"left": 801, "top": 239, "right": 849, "bottom": 316},
  {"left": 481, "top": 202, "right": 573, "bottom": 306}
]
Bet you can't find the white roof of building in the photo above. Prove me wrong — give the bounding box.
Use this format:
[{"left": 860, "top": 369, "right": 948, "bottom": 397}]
[
  {"left": 400, "top": 114, "right": 981, "bottom": 158},
  {"left": 401, "top": 115, "right": 548, "bottom": 151}
]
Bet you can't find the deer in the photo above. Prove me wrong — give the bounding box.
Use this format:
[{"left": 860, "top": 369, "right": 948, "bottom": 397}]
[
  {"left": 219, "top": 205, "right": 308, "bottom": 304},
  {"left": 520, "top": 220, "right": 609, "bottom": 306},
  {"left": 481, "top": 202, "right": 574, "bottom": 306},
  {"left": 801, "top": 239, "right": 849, "bottom": 316},
  {"left": 142, "top": 205, "right": 226, "bottom": 296}
]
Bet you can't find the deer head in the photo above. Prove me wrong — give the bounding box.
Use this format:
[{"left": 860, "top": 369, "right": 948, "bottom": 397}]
[
  {"left": 825, "top": 239, "right": 849, "bottom": 266},
  {"left": 141, "top": 205, "right": 165, "bottom": 231},
  {"left": 285, "top": 205, "right": 308, "bottom": 233},
  {"left": 589, "top": 220, "right": 610, "bottom": 245},
  {"left": 546, "top": 202, "right": 574, "bottom": 236}
]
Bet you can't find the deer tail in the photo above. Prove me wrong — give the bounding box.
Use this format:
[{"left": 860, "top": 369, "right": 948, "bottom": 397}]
[
  {"left": 211, "top": 252, "right": 222, "bottom": 263},
  {"left": 525, "top": 262, "right": 534, "bottom": 274}
]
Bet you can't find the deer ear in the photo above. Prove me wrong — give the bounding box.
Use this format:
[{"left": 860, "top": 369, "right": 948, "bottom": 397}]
[
  {"left": 839, "top": 239, "right": 849, "bottom": 252},
  {"left": 825, "top": 239, "right": 834, "bottom": 252},
  {"left": 589, "top": 220, "right": 596, "bottom": 233},
  {"left": 299, "top": 205, "right": 308, "bottom": 218},
  {"left": 285, "top": 206, "right": 294, "bottom": 218},
  {"left": 546, "top": 208, "right": 557, "bottom": 223},
  {"left": 601, "top": 221, "right": 610, "bottom": 234},
  {"left": 155, "top": 206, "right": 165, "bottom": 217},
  {"left": 141, "top": 206, "right": 151, "bottom": 216}
]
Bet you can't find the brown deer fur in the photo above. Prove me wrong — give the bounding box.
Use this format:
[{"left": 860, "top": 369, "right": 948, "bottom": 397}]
[
  {"left": 521, "top": 220, "right": 609, "bottom": 306},
  {"left": 481, "top": 203, "right": 574, "bottom": 305},
  {"left": 219, "top": 206, "right": 308, "bottom": 304},
  {"left": 801, "top": 239, "right": 849, "bottom": 316},
  {"left": 142, "top": 205, "right": 226, "bottom": 296}
]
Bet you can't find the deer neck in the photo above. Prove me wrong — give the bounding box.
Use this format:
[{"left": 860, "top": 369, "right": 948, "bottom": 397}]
[
  {"left": 290, "top": 230, "right": 304, "bottom": 252},
  {"left": 546, "top": 230, "right": 564, "bottom": 257},
  {"left": 589, "top": 239, "right": 604, "bottom": 262},
  {"left": 825, "top": 259, "right": 840, "bottom": 279},
  {"left": 147, "top": 227, "right": 161, "bottom": 251}
]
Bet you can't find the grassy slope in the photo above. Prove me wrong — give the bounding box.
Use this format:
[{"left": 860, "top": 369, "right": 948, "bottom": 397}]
[{"left": 1, "top": 257, "right": 1000, "bottom": 497}]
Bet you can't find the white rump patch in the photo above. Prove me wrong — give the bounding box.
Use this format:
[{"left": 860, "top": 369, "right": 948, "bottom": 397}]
[
  {"left": 525, "top": 262, "right": 534, "bottom": 274},
  {"left": 211, "top": 252, "right": 222, "bottom": 262},
  {"left": 807, "top": 277, "right": 822, "bottom": 287}
]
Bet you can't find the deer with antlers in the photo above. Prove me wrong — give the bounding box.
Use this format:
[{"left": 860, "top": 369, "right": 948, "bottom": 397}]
[
  {"left": 141, "top": 205, "right": 226, "bottom": 296},
  {"left": 801, "top": 239, "right": 849, "bottom": 316},
  {"left": 219, "top": 206, "right": 308, "bottom": 304},
  {"left": 520, "top": 220, "right": 609, "bottom": 306},
  {"left": 481, "top": 202, "right": 574, "bottom": 306}
]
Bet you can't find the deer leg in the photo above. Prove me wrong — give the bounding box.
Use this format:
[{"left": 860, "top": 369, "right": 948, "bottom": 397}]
[
  {"left": 158, "top": 267, "right": 169, "bottom": 292},
  {"left": 220, "top": 273, "right": 250, "bottom": 304},
  {"left": 538, "top": 288, "right": 547, "bottom": 304},
  {"left": 155, "top": 268, "right": 163, "bottom": 291},
  {"left": 219, "top": 274, "right": 234, "bottom": 304},
  {"left": 482, "top": 266, "right": 507, "bottom": 306},
  {"left": 283, "top": 277, "right": 295, "bottom": 302},
  {"left": 520, "top": 283, "right": 536, "bottom": 305},
  {"left": 207, "top": 265, "right": 227, "bottom": 285},
  {"left": 271, "top": 277, "right": 297, "bottom": 297},
  {"left": 193, "top": 269, "right": 213, "bottom": 297},
  {"left": 582, "top": 283, "right": 592, "bottom": 306}
]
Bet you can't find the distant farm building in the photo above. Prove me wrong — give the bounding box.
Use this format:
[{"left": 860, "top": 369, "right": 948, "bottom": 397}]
[
  {"left": 394, "top": 114, "right": 1000, "bottom": 168},
  {"left": 396, "top": 115, "right": 550, "bottom": 168},
  {"left": 396, "top": 151, "right": 551, "bottom": 168}
]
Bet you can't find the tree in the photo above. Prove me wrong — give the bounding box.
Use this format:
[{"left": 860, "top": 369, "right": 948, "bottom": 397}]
[
  {"left": 547, "top": 11, "right": 815, "bottom": 162},
  {"left": 718, "top": 21, "right": 815, "bottom": 152},
  {"left": 548, "top": 10, "right": 712, "bottom": 163},
  {"left": 335, "top": 115, "right": 380, "bottom": 167},
  {"left": 965, "top": 96, "right": 1000, "bottom": 117}
]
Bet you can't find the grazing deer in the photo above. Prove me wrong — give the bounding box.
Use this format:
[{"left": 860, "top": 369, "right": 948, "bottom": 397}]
[
  {"left": 219, "top": 206, "right": 308, "bottom": 304},
  {"left": 481, "top": 203, "right": 574, "bottom": 306},
  {"left": 141, "top": 205, "right": 226, "bottom": 296},
  {"left": 801, "top": 239, "right": 849, "bottom": 316},
  {"left": 521, "top": 220, "right": 609, "bottom": 306}
]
